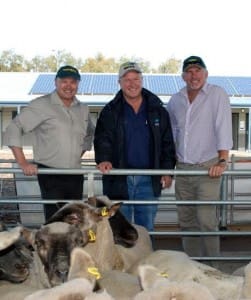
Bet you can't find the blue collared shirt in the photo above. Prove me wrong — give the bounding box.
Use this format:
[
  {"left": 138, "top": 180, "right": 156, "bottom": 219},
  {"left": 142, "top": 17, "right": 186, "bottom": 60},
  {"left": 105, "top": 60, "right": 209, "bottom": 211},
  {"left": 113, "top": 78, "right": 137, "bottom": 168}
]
[
  {"left": 167, "top": 82, "right": 233, "bottom": 164},
  {"left": 123, "top": 99, "right": 151, "bottom": 168}
]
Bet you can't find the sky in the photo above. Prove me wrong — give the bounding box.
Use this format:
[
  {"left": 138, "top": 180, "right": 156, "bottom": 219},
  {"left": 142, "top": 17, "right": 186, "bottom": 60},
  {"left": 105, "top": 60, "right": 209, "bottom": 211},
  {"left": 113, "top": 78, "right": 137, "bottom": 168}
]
[{"left": 1, "top": 0, "right": 251, "bottom": 76}]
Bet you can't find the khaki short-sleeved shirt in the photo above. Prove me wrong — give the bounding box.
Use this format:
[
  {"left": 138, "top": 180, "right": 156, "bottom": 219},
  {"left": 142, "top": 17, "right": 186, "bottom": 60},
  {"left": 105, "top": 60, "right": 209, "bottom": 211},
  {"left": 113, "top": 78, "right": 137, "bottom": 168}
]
[{"left": 5, "top": 91, "right": 94, "bottom": 168}]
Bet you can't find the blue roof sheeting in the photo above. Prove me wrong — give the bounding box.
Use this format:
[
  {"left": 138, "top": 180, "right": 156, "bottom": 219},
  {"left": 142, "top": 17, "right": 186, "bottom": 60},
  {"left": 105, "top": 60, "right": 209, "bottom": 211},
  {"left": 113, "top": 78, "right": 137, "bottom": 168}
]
[
  {"left": 228, "top": 77, "right": 251, "bottom": 95},
  {"left": 29, "top": 74, "right": 55, "bottom": 94},
  {"left": 145, "top": 75, "right": 178, "bottom": 95},
  {"left": 29, "top": 73, "right": 251, "bottom": 97},
  {"left": 90, "top": 74, "right": 118, "bottom": 94}
]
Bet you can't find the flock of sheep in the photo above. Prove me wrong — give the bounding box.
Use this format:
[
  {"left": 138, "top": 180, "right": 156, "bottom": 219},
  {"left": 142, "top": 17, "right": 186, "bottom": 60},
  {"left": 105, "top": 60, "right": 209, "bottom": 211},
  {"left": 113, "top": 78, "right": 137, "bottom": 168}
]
[{"left": 0, "top": 195, "right": 251, "bottom": 300}]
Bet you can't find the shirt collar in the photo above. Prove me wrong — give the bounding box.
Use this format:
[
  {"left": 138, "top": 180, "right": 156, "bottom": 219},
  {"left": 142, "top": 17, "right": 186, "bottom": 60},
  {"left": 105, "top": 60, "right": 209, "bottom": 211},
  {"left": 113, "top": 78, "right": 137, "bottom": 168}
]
[
  {"left": 180, "top": 82, "right": 209, "bottom": 97},
  {"left": 51, "top": 90, "right": 79, "bottom": 107}
]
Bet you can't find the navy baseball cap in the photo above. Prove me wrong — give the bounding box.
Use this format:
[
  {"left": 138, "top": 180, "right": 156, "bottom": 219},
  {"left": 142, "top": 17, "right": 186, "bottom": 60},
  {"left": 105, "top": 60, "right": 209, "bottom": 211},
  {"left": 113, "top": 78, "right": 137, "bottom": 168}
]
[
  {"left": 182, "top": 56, "right": 207, "bottom": 72},
  {"left": 55, "top": 65, "right": 81, "bottom": 80}
]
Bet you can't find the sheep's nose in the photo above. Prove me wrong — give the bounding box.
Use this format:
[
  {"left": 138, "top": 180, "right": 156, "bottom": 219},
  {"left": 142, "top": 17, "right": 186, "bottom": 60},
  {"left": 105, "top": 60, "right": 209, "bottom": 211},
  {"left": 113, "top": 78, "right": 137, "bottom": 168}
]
[{"left": 56, "top": 269, "right": 68, "bottom": 282}]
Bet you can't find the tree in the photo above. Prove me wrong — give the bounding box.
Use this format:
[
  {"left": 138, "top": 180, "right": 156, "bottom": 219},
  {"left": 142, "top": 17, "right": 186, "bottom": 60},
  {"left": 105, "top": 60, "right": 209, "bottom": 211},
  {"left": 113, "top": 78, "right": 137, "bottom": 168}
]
[
  {"left": 0, "top": 49, "right": 26, "bottom": 72},
  {"left": 26, "top": 56, "right": 50, "bottom": 72},
  {"left": 81, "top": 53, "right": 118, "bottom": 73},
  {"left": 51, "top": 50, "right": 84, "bottom": 71},
  {"left": 0, "top": 48, "right": 182, "bottom": 73},
  {"left": 118, "top": 56, "right": 152, "bottom": 73},
  {"left": 157, "top": 57, "right": 181, "bottom": 74}
]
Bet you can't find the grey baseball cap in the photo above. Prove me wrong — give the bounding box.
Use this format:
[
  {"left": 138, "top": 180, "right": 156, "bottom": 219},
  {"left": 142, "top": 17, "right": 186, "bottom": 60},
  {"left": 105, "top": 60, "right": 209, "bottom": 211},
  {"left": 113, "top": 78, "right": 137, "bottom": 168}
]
[{"left": 118, "top": 62, "right": 142, "bottom": 78}]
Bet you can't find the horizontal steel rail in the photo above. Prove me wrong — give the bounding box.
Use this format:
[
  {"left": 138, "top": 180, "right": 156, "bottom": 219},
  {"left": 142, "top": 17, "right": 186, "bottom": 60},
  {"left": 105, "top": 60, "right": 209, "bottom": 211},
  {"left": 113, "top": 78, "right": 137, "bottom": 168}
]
[
  {"left": 1, "top": 197, "right": 251, "bottom": 205},
  {"left": 1, "top": 167, "right": 251, "bottom": 176}
]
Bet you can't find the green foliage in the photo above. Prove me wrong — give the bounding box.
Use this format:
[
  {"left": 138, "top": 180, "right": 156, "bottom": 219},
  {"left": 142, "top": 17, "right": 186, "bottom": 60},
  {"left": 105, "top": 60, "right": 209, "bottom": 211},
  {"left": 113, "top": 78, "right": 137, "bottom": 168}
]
[
  {"left": 157, "top": 57, "right": 182, "bottom": 74},
  {"left": 0, "top": 49, "right": 181, "bottom": 73},
  {"left": 0, "top": 49, "right": 26, "bottom": 72}
]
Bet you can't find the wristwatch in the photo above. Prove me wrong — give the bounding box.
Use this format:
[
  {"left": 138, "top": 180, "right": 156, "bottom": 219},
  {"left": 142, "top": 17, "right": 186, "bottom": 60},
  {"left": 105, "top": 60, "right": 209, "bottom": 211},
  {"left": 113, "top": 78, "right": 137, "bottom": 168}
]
[{"left": 218, "top": 158, "right": 227, "bottom": 166}]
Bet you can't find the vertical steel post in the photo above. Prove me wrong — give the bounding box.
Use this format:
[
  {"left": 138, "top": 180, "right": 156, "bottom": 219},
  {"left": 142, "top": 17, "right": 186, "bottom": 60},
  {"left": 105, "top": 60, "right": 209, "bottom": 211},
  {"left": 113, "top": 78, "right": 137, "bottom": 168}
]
[{"left": 220, "top": 175, "right": 228, "bottom": 228}]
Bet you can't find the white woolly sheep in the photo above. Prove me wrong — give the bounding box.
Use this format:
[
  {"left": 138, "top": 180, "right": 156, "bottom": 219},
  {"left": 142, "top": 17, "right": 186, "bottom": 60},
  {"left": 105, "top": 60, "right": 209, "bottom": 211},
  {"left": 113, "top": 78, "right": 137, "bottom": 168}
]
[
  {"left": 130, "top": 249, "right": 244, "bottom": 300},
  {"left": 134, "top": 264, "right": 215, "bottom": 300}
]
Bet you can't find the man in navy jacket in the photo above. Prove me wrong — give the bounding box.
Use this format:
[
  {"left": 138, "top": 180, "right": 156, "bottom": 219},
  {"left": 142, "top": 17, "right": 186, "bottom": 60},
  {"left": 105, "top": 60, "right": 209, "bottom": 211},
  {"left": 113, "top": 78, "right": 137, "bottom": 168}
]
[{"left": 94, "top": 62, "right": 176, "bottom": 232}]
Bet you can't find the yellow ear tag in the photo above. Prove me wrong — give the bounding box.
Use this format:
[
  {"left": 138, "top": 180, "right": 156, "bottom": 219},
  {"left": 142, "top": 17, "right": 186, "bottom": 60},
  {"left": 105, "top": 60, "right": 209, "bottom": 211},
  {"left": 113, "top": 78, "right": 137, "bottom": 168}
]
[
  {"left": 158, "top": 271, "right": 168, "bottom": 278},
  {"left": 88, "top": 229, "right": 96, "bottom": 242},
  {"left": 87, "top": 267, "right": 101, "bottom": 280},
  {"left": 101, "top": 207, "right": 108, "bottom": 217}
]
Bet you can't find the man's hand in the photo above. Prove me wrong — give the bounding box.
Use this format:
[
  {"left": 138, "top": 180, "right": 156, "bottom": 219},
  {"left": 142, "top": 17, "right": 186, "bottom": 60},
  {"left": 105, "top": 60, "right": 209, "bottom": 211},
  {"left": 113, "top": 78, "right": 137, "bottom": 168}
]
[
  {"left": 97, "top": 161, "right": 113, "bottom": 174},
  {"left": 208, "top": 162, "right": 227, "bottom": 178},
  {"left": 160, "top": 175, "right": 173, "bottom": 189},
  {"left": 20, "top": 162, "right": 38, "bottom": 176}
]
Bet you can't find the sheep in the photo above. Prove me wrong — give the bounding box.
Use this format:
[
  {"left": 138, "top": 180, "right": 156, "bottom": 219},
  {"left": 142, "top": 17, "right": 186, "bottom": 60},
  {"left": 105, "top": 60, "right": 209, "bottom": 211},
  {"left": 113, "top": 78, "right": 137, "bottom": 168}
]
[
  {"left": 45, "top": 196, "right": 152, "bottom": 272},
  {"left": 22, "top": 221, "right": 88, "bottom": 287},
  {"left": 45, "top": 197, "right": 152, "bottom": 273},
  {"left": 130, "top": 250, "right": 244, "bottom": 300},
  {"left": 48, "top": 196, "right": 139, "bottom": 248},
  {"left": 87, "top": 196, "right": 139, "bottom": 248},
  {"left": 0, "top": 222, "right": 32, "bottom": 283},
  {"left": 3, "top": 222, "right": 251, "bottom": 300},
  {"left": 0, "top": 197, "right": 142, "bottom": 293},
  {"left": 24, "top": 247, "right": 115, "bottom": 300},
  {"left": 0, "top": 222, "right": 23, "bottom": 250},
  {"left": 240, "top": 262, "right": 251, "bottom": 299},
  {"left": 98, "top": 270, "right": 141, "bottom": 300},
  {"left": 80, "top": 216, "right": 153, "bottom": 273},
  {"left": 134, "top": 264, "right": 216, "bottom": 300},
  {"left": 115, "top": 224, "right": 153, "bottom": 272},
  {"left": 0, "top": 224, "right": 104, "bottom": 300},
  {"left": 0, "top": 224, "right": 171, "bottom": 300},
  {"left": 45, "top": 200, "right": 121, "bottom": 232}
]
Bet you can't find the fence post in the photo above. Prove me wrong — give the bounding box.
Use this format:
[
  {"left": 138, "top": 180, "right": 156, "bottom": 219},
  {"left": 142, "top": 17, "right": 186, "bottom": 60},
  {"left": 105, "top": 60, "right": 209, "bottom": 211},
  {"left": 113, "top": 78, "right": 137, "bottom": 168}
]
[
  {"left": 87, "top": 172, "right": 94, "bottom": 197},
  {"left": 219, "top": 175, "right": 228, "bottom": 228}
]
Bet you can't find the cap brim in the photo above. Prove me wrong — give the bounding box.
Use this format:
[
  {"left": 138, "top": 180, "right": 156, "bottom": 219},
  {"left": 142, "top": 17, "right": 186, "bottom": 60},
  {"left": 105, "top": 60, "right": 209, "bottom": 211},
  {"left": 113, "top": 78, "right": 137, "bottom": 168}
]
[
  {"left": 119, "top": 69, "right": 141, "bottom": 78},
  {"left": 183, "top": 64, "right": 204, "bottom": 72},
  {"left": 56, "top": 74, "right": 81, "bottom": 80}
]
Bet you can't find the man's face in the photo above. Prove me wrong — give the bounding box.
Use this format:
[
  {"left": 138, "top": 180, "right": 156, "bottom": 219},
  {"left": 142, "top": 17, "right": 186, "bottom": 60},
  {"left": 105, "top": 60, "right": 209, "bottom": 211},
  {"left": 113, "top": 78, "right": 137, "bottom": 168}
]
[
  {"left": 119, "top": 71, "right": 143, "bottom": 100},
  {"left": 55, "top": 77, "right": 79, "bottom": 102},
  {"left": 182, "top": 66, "right": 208, "bottom": 92}
]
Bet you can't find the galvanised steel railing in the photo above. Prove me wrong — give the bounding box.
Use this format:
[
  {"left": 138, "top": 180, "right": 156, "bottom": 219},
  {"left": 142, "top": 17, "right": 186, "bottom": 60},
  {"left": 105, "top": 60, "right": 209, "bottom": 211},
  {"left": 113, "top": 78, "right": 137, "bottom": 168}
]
[{"left": 1, "top": 166, "right": 251, "bottom": 261}]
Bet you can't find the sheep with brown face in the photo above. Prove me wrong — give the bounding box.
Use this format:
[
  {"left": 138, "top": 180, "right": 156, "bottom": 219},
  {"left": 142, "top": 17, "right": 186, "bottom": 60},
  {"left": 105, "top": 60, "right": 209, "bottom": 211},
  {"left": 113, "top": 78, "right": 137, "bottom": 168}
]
[
  {"left": 24, "top": 199, "right": 127, "bottom": 287},
  {"left": 23, "top": 222, "right": 87, "bottom": 287},
  {"left": 48, "top": 196, "right": 139, "bottom": 248},
  {"left": 45, "top": 201, "right": 115, "bottom": 232},
  {"left": 0, "top": 199, "right": 126, "bottom": 289},
  {"left": 24, "top": 247, "right": 115, "bottom": 300}
]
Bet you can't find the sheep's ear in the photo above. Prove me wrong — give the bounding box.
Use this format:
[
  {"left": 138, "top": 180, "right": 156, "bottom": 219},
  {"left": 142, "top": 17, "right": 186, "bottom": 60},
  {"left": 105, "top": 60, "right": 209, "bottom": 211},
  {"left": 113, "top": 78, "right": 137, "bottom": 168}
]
[
  {"left": 95, "top": 202, "right": 122, "bottom": 217},
  {"left": 90, "top": 195, "right": 113, "bottom": 208},
  {"left": 56, "top": 201, "right": 68, "bottom": 209},
  {"left": 21, "top": 227, "right": 37, "bottom": 248},
  {"left": 108, "top": 202, "right": 123, "bottom": 217},
  {"left": 87, "top": 196, "right": 97, "bottom": 206},
  {"left": 68, "top": 247, "right": 98, "bottom": 286},
  {"left": 138, "top": 265, "right": 168, "bottom": 291},
  {"left": 45, "top": 203, "right": 78, "bottom": 224},
  {"left": 0, "top": 225, "right": 23, "bottom": 250}
]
